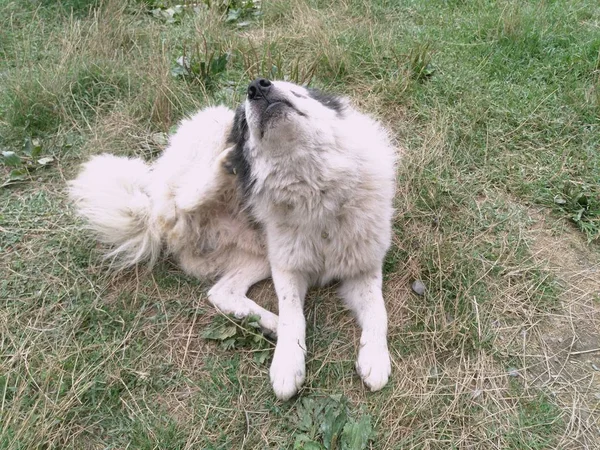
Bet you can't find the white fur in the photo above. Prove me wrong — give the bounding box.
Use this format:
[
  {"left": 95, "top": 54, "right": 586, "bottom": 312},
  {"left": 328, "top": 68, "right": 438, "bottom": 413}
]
[
  {"left": 340, "top": 272, "right": 391, "bottom": 391},
  {"left": 269, "top": 267, "right": 308, "bottom": 400},
  {"left": 69, "top": 81, "right": 397, "bottom": 399},
  {"left": 69, "top": 154, "right": 158, "bottom": 267},
  {"left": 243, "top": 81, "right": 397, "bottom": 398},
  {"left": 69, "top": 106, "right": 275, "bottom": 335}
]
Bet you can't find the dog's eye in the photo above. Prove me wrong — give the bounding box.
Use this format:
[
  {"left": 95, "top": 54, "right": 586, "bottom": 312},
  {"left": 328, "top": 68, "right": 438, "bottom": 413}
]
[{"left": 291, "top": 91, "right": 306, "bottom": 99}]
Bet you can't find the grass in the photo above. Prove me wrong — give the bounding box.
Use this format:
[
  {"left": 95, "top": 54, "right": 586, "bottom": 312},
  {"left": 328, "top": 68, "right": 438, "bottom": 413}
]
[{"left": 1, "top": 0, "right": 599, "bottom": 448}]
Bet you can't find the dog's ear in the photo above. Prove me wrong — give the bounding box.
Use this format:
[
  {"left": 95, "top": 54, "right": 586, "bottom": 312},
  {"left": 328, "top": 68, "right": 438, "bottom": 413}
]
[
  {"left": 307, "top": 88, "right": 346, "bottom": 115},
  {"left": 229, "top": 105, "right": 247, "bottom": 146},
  {"left": 226, "top": 106, "right": 254, "bottom": 197}
]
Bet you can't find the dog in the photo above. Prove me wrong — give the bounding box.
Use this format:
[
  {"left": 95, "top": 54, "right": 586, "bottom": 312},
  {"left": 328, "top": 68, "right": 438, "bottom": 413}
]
[{"left": 69, "top": 79, "right": 397, "bottom": 400}]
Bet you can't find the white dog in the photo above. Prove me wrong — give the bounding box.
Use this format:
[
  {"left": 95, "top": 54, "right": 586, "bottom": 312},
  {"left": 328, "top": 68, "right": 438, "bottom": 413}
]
[{"left": 69, "top": 79, "right": 397, "bottom": 400}]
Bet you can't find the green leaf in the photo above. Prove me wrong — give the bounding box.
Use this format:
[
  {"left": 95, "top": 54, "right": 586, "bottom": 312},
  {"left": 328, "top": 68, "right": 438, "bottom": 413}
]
[
  {"left": 221, "top": 337, "right": 236, "bottom": 350},
  {"left": 210, "top": 53, "right": 228, "bottom": 76},
  {"left": 226, "top": 8, "right": 241, "bottom": 22},
  {"left": 202, "top": 323, "right": 237, "bottom": 341},
  {"left": 152, "top": 6, "right": 183, "bottom": 23},
  {"left": 554, "top": 196, "right": 567, "bottom": 205},
  {"left": 171, "top": 64, "right": 187, "bottom": 78},
  {"left": 576, "top": 193, "right": 589, "bottom": 207},
  {"left": 23, "top": 138, "right": 32, "bottom": 155},
  {"left": 24, "top": 138, "right": 43, "bottom": 158},
  {"left": 7, "top": 168, "right": 29, "bottom": 183},
  {"left": 253, "top": 350, "right": 270, "bottom": 364},
  {"left": 321, "top": 403, "right": 348, "bottom": 449},
  {"left": 329, "top": 394, "right": 343, "bottom": 403},
  {"left": 2, "top": 151, "right": 22, "bottom": 167},
  {"left": 199, "top": 61, "right": 207, "bottom": 78},
  {"left": 296, "top": 398, "right": 318, "bottom": 432},
  {"left": 37, "top": 157, "right": 54, "bottom": 166},
  {"left": 340, "top": 416, "right": 372, "bottom": 450},
  {"left": 245, "top": 314, "right": 261, "bottom": 325},
  {"left": 294, "top": 434, "right": 324, "bottom": 450},
  {"left": 573, "top": 208, "right": 586, "bottom": 222},
  {"left": 31, "top": 139, "right": 43, "bottom": 159},
  {"left": 203, "top": 314, "right": 274, "bottom": 357}
]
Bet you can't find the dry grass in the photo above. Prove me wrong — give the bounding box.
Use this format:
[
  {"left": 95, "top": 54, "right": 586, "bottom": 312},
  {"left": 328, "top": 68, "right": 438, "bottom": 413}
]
[{"left": 1, "top": 0, "right": 599, "bottom": 448}]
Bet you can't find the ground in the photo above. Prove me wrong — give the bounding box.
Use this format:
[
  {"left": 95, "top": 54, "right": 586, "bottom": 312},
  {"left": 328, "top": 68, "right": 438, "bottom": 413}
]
[{"left": 1, "top": 0, "right": 599, "bottom": 448}]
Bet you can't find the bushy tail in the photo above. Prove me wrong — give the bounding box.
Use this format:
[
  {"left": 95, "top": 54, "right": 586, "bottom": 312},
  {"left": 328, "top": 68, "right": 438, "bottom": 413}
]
[{"left": 69, "top": 154, "right": 161, "bottom": 269}]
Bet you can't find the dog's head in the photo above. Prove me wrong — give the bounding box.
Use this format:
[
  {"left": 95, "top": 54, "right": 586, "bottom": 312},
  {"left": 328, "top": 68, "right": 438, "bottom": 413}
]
[
  {"left": 239, "top": 79, "right": 346, "bottom": 151},
  {"left": 226, "top": 80, "right": 348, "bottom": 193}
]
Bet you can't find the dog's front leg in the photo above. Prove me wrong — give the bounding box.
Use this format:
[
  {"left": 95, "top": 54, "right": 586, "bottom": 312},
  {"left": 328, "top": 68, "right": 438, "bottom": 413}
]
[
  {"left": 207, "top": 258, "right": 277, "bottom": 337},
  {"left": 339, "top": 271, "right": 391, "bottom": 391},
  {"left": 269, "top": 267, "right": 308, "bottom": 400}
]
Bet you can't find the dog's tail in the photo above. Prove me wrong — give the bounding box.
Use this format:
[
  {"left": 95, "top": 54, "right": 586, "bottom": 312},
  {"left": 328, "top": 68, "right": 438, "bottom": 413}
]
[{"left": 68, "top": 154, "right": 161, "bottom": 269}]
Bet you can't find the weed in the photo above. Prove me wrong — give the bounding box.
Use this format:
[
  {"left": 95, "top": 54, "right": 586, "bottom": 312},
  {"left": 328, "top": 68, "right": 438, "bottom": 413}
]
[
  {"left": 1, "top": 138, "right": 54, "bottom": 186},
  {"left": 151, "top": 4, "right": 186, "bottom": 23},
  {"left": 39, "top": 0, "right": 101, "bottom": 16},
  {"left": 202, "top": 314, "right": 274, "bottom": 364},
  {"left": 405, "top": 42, "right": 435, "bottom": 82},
  {"left": 240, "top": 41, "right": 318, "bottom": 85},
  {"left": 171, "top": 38, "right": 229, "bottom": 89},
  {"left": 2, "top": 74, "right": 65, "bottom": 140},
  {"left": 224, "top": 0, "right": 261, "bottom": 25},
  {"left": 553, "top": 181, "right": 600, "bottom": 242},
  {"left": 291, "top": 395, "right": 372, "bottom": 450}
]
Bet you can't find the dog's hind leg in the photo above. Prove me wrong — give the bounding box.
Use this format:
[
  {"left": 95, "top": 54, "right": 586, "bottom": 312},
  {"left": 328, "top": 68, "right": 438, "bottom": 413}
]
[
  {"left": 174, "top": 147, "right": 235, "bottom": 213},
  {"left": 207, "top": 257, "right": 278, "bottom": 337},
  {"left": 338, "top": 271, "right": 391, "bottom": 392}
]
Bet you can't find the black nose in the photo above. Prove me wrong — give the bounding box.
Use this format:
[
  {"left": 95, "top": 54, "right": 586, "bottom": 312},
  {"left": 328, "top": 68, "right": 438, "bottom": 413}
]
[{"left": 247, "top": 78, "right": 272, "bottom": 100}]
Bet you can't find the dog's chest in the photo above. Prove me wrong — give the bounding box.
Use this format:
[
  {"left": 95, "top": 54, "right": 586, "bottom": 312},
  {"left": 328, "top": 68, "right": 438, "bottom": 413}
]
[
  {"left": 252, "top": 177, "right": 355, "bottom": 277},
  {"left": 255, "top": 152, "right": 344, "bottom": 214},
  {"left": 247, "top": 153, "right": 378, "bottom": 279},
  {"left": 253, "top": 179, "right": 333, "bottom": 228}
]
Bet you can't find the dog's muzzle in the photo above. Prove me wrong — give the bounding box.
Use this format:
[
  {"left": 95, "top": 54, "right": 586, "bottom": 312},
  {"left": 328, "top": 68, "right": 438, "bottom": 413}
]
[{"left": 247, "top": 78, "right": 272, "bottom": 100}]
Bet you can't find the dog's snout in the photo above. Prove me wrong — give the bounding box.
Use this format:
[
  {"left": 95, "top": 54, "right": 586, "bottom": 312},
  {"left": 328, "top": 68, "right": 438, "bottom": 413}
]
[
  {"left": 258, "top": 78, "right": 271, "bottom": 88},
  {"left": 248, "top": 78, "right": 272, "bottom": 100}
]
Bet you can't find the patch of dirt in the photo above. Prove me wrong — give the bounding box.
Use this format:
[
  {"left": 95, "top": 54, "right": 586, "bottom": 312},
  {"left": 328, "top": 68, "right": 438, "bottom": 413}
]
[
  {"left": 528, "top": 210, "right": 599, "bottom": 354},
  {"left": 524, "top": 208, "right": 600, "bottom": 433}
]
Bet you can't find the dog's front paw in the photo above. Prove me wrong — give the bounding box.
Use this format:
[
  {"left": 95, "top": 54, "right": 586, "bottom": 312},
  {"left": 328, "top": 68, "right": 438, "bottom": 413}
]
[
  {"left": 356, "top": 343, "right": 391, "bottom": 391},
  {"left": 217, "top": 146, "right": 237, "bottom": 175},
  {"left": 270, "top": 341, "right": 305, "bottom": 400}
]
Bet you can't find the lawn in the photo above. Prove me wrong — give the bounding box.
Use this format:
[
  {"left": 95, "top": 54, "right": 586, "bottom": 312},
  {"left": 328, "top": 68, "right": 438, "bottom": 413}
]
[{"left": 1, "top": 0, "right": 599, "bottom": 448}]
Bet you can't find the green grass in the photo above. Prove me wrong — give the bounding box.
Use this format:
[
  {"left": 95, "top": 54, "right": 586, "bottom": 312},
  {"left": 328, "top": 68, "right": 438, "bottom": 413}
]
[{"left": 1, "top": 0, "right": 599, "bottom": 448}]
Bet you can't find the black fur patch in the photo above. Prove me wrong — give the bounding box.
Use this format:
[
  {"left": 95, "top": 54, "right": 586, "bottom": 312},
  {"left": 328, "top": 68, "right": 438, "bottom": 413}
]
[
  {"left": 307, "top": 88, "right": 344, "bottom": 115},
  {"left": 226, "top": 105, "right": 254, "bottom": 198}
]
